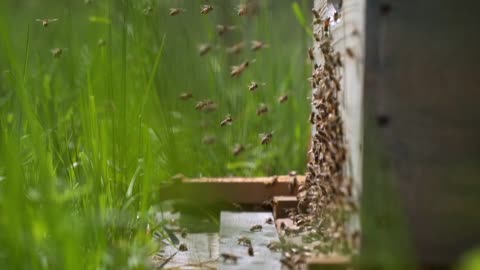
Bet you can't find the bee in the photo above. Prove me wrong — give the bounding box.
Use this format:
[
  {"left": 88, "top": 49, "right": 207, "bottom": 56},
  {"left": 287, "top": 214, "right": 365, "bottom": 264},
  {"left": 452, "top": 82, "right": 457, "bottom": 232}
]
[
  {"left": 170, "top": 8, "right": 186, "bottom": 16},
  {"left": 260, "top": 132, "right": 273, "bottom": 145},
  {"left": 36, "top": 18, "right": 58, "bottom": 27},
  {"left": 180, "top": 228, "right": 188, "bottom": 238},
  {"left": 346, "top": 47, "right": 355, "bottom": 58},
  {"left": 334, "top": 11, "right": 341, "bottom": 22},
  {"left": 233, "top": 144, "right": 245, "bottom": 156},
  {"left": 278, "top": 94, "right": 289, "bottom": 103},
  {"left": 248, "top": 81, "right": 265, "bottom": 91},
  {"left": 312, "top": 8, "right": 321, "bottom": 19},
  {"left": 308, "top": 47, "right": 315, "bottom": 61},
  {"left": 179, "top": 92, "right": 193, "bottom": 100},
  {"left": 280, "top": 222, "right": 286, "bottom": 230},
  {"left": 323, "top": 18, "right": 331, "bottom": 32},
  {"left": 261, "top": 199, "right": 273, "bottom": 209},
  {"left": 251, "top": 40, "right": 268, "bottom": 51},
  {"left": 202, "top": 135, "right": 216, "bottom": 145},
  {"left": 178, "top": 243, "right": 188, "bottom": 251},
  {"left": 200, "top": 5, "right": 213, "bottom": 14},
  {"left": 237, "top": 236, "right": 252, "bottom": 247},
  {"left": 97, "top": 39, "right": 106, "bottom": 47},
  {"left": 143, "top": 6, "right": 153, "bottom": 15},
  {"left": 267, "top": 241, "right": 282, "bottom": 251},
  {"left": 256, "top": 104, "right": 268, "bottom": 116},
  {"left": 250, "top": 224, "right": 262, "bottom": 232},
  {"left": 248, "top": 246, "right": 254, "bottom": 256},
  {"left": 198, "top": 44, "right": 211, "bottom": 56},
  {"left": 265, "top": 217, "right": 273, "bottom": 225},
  {"left": 220, "top": 115, "right": 233, "bottom": 127},
  {"left": 216, "top": 24, "right": 235, "bottom": 36},
  {"left": 230, "top": 60, "right": 250, "bottom": 77},
  {"left": 236, "top": 5, "right": 248, "bottom": 16},
  {"left": 226, "top": 42, "right": 244, "bottom": 54},
  {"left": 220, "top": 253, "right": 239, "bottom": 264},
  {"left": 265, "top": 175, "right": 278, "bottom": 187},
  {"left": 203, "top": 102, "right": 217, "bottom": 112},
  {"left": 195, "top": 100, "right": 209, "bottom": 110},
  {"left": 51, "top": 48, "right": 64, "bottom": 58}
]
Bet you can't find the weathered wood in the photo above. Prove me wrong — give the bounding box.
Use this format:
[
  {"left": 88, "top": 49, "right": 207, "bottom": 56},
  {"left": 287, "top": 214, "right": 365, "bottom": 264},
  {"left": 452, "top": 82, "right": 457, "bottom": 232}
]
[
  {"left": 153, "top": 233, "right": 219, "bottom": 269},
  {"left": 363, "top": 0, "right": 480, "bottom": 265},
  {"left": 272, "top": 196, "right": 298, "bottom": 219},
  {"left": 160, "top": 176, "right": 305, "bottom": 204},
  {"left": 219, "top": 212, "right": 282, "bottom": 269}
]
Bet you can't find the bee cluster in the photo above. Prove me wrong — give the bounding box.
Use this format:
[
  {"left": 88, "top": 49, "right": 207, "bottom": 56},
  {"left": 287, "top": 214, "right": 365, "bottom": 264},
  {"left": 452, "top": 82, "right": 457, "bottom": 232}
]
[{"left": 285, "top": 2, "right": 359, "bottom": 259}]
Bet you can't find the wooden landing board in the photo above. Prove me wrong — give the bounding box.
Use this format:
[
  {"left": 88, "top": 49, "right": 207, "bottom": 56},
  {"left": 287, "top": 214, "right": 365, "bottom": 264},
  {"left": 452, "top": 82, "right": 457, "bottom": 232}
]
[
  {"left": 160, "top": 176, "right": 305, "bottom": 204},
  {"left": 219, "top": 212, "right": 282, "bottom": 269},
  {"left": 153, "top": 233, "right": 219, "bottom": 269},
  {"left": 272, "top": 196, "right": 298, "bottom": 219}
]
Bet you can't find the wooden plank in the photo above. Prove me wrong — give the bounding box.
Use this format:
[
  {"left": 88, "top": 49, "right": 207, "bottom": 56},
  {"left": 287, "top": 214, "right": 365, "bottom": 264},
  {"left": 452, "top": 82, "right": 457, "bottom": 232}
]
[
  {"left": 306, "top": 255, "right": 351, "bottom": 270},
  {"left": 272, "top": 196, "right": 298, "bottom": 219},
  {"left": 153, "top": 233, "right": 219, "bottom": 269},
  {"left": 219, "top": 212, "right": 282, "bottom": 269},
  {"left": 160, "top": 176, "right": 305, "bottom": 204}
]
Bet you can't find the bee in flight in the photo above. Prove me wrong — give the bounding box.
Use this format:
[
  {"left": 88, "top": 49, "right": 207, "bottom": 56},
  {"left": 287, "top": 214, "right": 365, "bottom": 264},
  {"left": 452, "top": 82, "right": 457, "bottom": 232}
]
[
  {"left": 220, "top": 115, "right": 233, "bottom": 127},
  {"left": 233, "top": 144, "right": 245, "bottom": 156},
  {"left": 230, "top": 60, "right": 251, "bottom": 77},
  {"left": 216, "top": 25, "right": 236, "bottom": 36},
  {"left": 51, "top": 48, "right": 64, "bottom": 58},
  {"left": 36, "top": 18, "right": 58, "bottom": 27},
  {"left": 201, "top": 5, "right": 213, "bottom": 14},
  {"left": 170, "top": 8, "right": 186, "bottom": 16},
  {"left": 256, "top": 104, "right": 268, "bottom": 116},
  {"left": 226, "top": 42, "right": 244, "bottom": 54},
  {"left": 260, "top": 132, "right": 274, "bottom": 145},
  {"left": 251, "top": 40, "right": 269, "bottom": 51},
  {"left": 236, "top": 5, "right": 248, "bottom": 16},
  {"left": 179, "top": 92, "right": 193, "bottom": 100},
  {"left": 197, "top": 44, "right": 211, "bottom": 56},
  {"left": 248, "top": 81, "right": 266, "bottom": 91},
  {"left": 278, "top": 94, "right": 289, "bottom": 103}
]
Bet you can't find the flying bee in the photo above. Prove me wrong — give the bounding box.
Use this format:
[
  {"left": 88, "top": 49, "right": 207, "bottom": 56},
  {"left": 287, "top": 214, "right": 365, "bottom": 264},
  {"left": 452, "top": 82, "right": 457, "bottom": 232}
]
[
  {"left": 256, "top": 104, "right": 268, "bottom": 116},
  {"left": 203, "top": 102, "right": 217, "bottom": 112},
  {"left": 308, "top": 47, "right": 315, "bottom": 61},
  {"left": 230, "top": 60, "right": 250, "bottom": 77},
  {"left": 143, "top": 6, "right": 153, "bottom": 15},
  {"left": 170, "top": 8, "right": 186, "bottom": 16},
  {"left": 236, "top": 5, "right": 248, "bottom": 16},
  {"left": 233, "top": 144, "right": 245, "bottom": 156},
  {"left": 36, "top": 18, "right": 58, "bottom": 27},
  {"left": 195, "top": 100, "right": 215, "bottom": 111},
  {"left": 200, "top": 5, "right": 213, "bottom": 14},
  {"left": 265, "top": 217, "right": 273, "bottom": 224},
  {"left": 260, "top": 132, "right": 273, "bottom": 145},
  {"left": 197, "top": 44, "right": 211, "bottom": 56},
  {"left": 220, "top": 115, "right": 233, "bottom": 127},
  {"left": 178, "top": 243, "right": 188, "bottom": 251},
  {"left": 248, "top": 81, "right": 265, "bottom": 91},
  {"left": 220, "top": 253, "right": 239, "bottom": 264},
  {"left": 248, "top": 246, "right": 254, "bottom": 256},
  {"left": 251, "top": 40, "right": 268, "bottom": 51},
  {"left": 216, "top": 24, "right": 235, "bottom": 36},
  {"left": 278, "top": 94, "right": 289, "bottom": 103},
  {"left": 237, "top": 236, "right": 252, "bottom": 247},
  {"left": 51, "top": 48, "right": 64, "bottom": 58},
  {"left": 97, "top": 38, "right": 106, "bottom": 47},
  {"left": 179, "top": 92, "right": 193, "bottom": 100},
  {"left": 226, "top": 42, "right": 244, "bottom": 54},
  {"left": 250, "top": 224, "right": 262, "bottom": 232},
  {"left": 202, "top": 135, "right": 216, "bottom": 145}
]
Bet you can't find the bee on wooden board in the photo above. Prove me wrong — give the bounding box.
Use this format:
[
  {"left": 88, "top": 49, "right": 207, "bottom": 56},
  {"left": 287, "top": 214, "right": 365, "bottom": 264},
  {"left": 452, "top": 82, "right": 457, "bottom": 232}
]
[
  {"left": 251, "top": 40, "right": 269, "bottom": 51},
  {"left": 200, "top": 5, "right": 213, "bottom": 14},
  {"left": 250, "top": 224, "right": 262, "bottom": 232},
  {"left": 216, "top": 24, "right": 236, "bottom": 36},
  {"left": 260, "top": 132, "right": 273, "bottom": 145},
  {"left": 180, "top": 228, "right": 187, "bottom": 238},
  {"left": 220, "top": 115, "right": 233, "bottom": 127},
  {"left": 179, "top": 92, "right": 193, "bottom": 100},
  {"left": 248, "top": 246, "right": 254, "bottom": 256},
  {"left": 265, "top": 217, "right": 273, "bottom": 225},
  {"left": 256, "top": 103, "right": 268, "bottom": 116},
  {"left": 265, "top": 175, "right": 278, "bottom": 187},
  {"left": 231, "top": 60, "right": 252, "bottom": 78},
  {"left": 220, "top": 253, "right": 239, "bottom": 264},
  {"left": 237, "top": 236, "right": 252, "bottom": 247},
  {"left": 169, "top": 8, "right": 186, "bottom": 16},
  {"left": 278, "top": 94, "right": 289, "bottom": 103},
  {"left": 178, "top": 243, "right": 188, "bottom": 251},
  {"left": 346, "top": 47, "right": 355, "bottom": 58},
  {"left": 36, "top": 18, "right": 58, "bottom": 27}
]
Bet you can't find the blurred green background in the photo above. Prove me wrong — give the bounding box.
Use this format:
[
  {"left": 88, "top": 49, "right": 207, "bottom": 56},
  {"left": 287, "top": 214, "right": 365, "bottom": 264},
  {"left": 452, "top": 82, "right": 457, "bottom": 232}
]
[{"left": 0, "top": 0, "right": 312, "bottom": 269}]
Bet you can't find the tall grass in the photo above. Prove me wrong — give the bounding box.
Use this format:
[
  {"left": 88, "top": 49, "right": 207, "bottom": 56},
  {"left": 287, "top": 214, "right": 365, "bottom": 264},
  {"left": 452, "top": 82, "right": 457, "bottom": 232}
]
[{"left": 0, "top": 0, "right": 311, "bottom": 269}]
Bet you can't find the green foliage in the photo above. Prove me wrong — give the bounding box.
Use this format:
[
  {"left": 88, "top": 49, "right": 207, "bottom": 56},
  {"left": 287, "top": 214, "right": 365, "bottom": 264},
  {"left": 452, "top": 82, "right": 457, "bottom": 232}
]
[{"left": 0, "top": 0, "right": 311, "bottom": 269}]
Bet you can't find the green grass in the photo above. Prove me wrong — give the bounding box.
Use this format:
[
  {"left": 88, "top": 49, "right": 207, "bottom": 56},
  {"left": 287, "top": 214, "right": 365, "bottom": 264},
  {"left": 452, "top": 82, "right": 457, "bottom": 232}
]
[{"left": 0, "top": 0, "right": 311, "bottom": 269}]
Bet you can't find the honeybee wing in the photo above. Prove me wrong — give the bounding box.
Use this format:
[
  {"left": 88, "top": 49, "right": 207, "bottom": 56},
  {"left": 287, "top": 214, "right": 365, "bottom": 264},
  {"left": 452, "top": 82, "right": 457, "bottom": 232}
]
[{"left": 49, "top": 18, "right": 59, "bottom": 22}]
